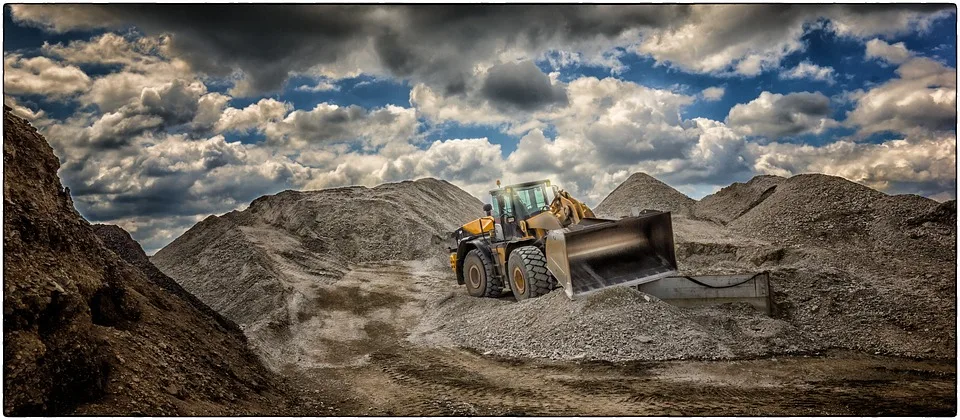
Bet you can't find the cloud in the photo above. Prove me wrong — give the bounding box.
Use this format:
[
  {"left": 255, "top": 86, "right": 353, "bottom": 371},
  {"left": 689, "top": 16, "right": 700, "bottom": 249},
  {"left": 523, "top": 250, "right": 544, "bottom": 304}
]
[
  {"left": 635, "top": 5, "right": 952, "bottom": 76},
  {"left": 213, "top": 98, "right": 291, "bottom": 134},
  {"left": 6, "top": 5, "right": 957, "bottom": 252},
  {"left": 780, "top": 61, "right": 836, "bottom": 84},
  {"left": 264, "top": 103, "right": 418, "bottom": 150},
  {"left": 12, "top": 4, "right": 951, "bottom": 98},
  {"left": 727, "top": 91, "right": 838, "bottom": 138},
  {"left": 79, "top": 78, "right": 209, "bottom": 148},
  {"left": 480, "top": 61, "right": 568, "bottom": 111},
  {"left": 3, "top": 54, "right": 91, "bottom": 97},
  {"left": 751, "top": 133, "right": 956, "bottom": 198},
  {"left": 864, "top": 38, "right": 912, "bottom": 64},
  {"left": 41, "top": 32, "right": 172, "bottom": 69},
  {"left": 700, "top": 86, "right": 725, "bottom": 101},
  {"left": 4, "top": 95, "right": 47, "bottom": 121},
  {"left": 827, "top": 5, "right": 954, "bottom": 38},
  {"left": 294, "top": 79, "right": 340, "bottom": 92},
  {"left": 410, "top": 83, "right": 514, "bottom": 126},
  {"left": 845, "top": 57, "right": 956, "bottom": 136}
]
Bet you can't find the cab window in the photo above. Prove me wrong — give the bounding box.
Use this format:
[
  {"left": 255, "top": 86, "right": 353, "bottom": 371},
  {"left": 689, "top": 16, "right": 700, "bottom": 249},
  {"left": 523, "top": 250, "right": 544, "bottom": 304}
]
[{"left": 490, "top": 193, "right": 511, "bottom": 217}]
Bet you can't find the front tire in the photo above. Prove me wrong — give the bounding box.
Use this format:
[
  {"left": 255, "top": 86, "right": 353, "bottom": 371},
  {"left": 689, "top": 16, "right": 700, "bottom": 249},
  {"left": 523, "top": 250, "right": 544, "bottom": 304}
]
[
  {"left": 507, "top": 246, "right": 556, "bottom": 301},
  {"left": 463, "top": 249, "right": 502, "bottom": 298}
]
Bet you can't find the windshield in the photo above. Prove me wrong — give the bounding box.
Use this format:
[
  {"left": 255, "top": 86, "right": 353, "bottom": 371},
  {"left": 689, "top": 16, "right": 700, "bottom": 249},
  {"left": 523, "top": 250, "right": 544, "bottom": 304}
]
[{"left": 510, "top": 183, "right": 549, "bottom": 219}]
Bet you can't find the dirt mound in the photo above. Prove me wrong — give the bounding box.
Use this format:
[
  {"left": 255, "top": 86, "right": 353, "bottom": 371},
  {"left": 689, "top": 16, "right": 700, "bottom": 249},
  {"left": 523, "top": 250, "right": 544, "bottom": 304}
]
[
  {"left": 92, "top": 224, "right": 243, "bottom": 340},
  {"left": 693, "top": 175, "right": 784, "bottom": 225},
  {"left": 411, "top": 287, "right": 812, "bottom": 362},
  {"left": 594, "top": 172, "right": 695, "bottom": 218},
  {"left": 151, "top": 177, "right": 484, "bottom": 369},
  {"left": 2, "top": 108, "right": 309, "bottom": 415}
]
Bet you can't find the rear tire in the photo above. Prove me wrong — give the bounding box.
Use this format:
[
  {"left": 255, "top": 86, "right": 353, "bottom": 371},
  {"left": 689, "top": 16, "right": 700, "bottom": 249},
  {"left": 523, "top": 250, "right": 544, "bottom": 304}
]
[
  {"left": 507, "top": 246, "right": 556, "bottom": 301},
  {"left": 463, "top": 249, "right": 502, "bottom": 298}
]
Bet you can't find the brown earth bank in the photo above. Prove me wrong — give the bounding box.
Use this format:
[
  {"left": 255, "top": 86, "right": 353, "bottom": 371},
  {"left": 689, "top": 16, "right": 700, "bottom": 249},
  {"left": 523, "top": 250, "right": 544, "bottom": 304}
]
[
  {"left": 2, "top": 107, "right": 328, "bottom": 415},
  {"left": 4, "top": 106, "right": 956, "bottom": 415}
]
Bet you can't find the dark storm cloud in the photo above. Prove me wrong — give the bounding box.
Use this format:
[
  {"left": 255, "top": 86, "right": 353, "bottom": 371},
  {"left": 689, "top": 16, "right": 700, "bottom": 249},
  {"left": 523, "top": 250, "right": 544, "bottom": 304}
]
[
  {"left": 11, "top": 4, "right": 954, "bottom": 97},
  {"left": 10, "top": 4, "right": 694, "bottom": 96},
  {"left": 481, "top": 61, "right": 567, "bottom": 111}
]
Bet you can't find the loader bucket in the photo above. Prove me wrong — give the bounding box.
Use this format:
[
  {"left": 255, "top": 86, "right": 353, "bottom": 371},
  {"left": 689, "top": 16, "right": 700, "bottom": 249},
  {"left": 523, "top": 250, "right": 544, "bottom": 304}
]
[{"left": 545, "top": 212, "right": 678, "bottom": 299}]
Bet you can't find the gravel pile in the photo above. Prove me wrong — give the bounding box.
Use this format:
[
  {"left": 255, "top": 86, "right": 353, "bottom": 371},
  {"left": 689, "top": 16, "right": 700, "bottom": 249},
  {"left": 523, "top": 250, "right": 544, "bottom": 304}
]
[
  {"left": 727, "top": 174, "right": 890, "bottom": 246},
  {"left": 682, "top": 173, "right": 956, "bottom": 359},
  {"left": 409, "top": 172, "right": 955, "bottom": 362},
  {"left": 152, "top": 177, "right": 484, "bottom": 369},
  {"left": 410, "top": 287, "right": 814, "bottom": 362},
  {"left": 693, "top": 175, "right": 784, "bottom": 225},
  {"left": 594, "top": 172, "right": 695, "bottom": 218}
]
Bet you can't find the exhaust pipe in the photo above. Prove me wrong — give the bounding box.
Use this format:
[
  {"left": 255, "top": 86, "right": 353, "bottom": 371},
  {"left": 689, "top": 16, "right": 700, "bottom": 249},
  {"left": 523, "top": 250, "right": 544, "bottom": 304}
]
[{"left": 545, "top": 212, "right": 678, "bottom": 299}]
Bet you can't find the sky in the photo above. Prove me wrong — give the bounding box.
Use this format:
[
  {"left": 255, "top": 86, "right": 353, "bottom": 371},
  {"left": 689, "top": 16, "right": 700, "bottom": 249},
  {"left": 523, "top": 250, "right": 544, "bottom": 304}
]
[{"left": 3, "top": 4, "right": 957, "bottom": 254}]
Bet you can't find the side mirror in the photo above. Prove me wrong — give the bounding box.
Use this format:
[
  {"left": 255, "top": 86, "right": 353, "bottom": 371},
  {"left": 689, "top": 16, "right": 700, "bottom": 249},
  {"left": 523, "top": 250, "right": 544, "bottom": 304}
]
[{"left": 483, "top": 203, "right": 493, "bottom": 214}]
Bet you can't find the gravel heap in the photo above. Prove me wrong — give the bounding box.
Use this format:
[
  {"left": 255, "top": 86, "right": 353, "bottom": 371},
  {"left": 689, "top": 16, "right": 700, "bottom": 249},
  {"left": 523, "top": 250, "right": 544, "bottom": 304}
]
[
  {"left": 685, "top": 173, "right": 956, "bottom": 359},
  {"left": 410, "top": 287, "right": 813, "bottom": 362},
  {"left": 152, "top": 178, "right": 484, "bottom": 369},
  {"left": 727, "top": 174, "right": 890, "bottom": 246},
  {"left": 409, "top": 172, "right": 955, "bottom": 361},
  {"left": 594, "top": 172, "right": 695, "bottom": 218},
  {"left": 2, "top": 108, "right": 307, "bottom": 415},
  {"left": 693, "top": 175, "right": 784, "bottom": 225}
]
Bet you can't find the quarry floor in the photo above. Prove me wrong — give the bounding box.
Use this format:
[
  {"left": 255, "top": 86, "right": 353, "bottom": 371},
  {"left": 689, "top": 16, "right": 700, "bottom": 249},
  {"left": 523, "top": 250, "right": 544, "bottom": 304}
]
[
  {"left": 276, "top": 261, "right": 956, "bottom": 416},
  {"left": 295, "top": 347, "right": 955, "bottom": 416}
]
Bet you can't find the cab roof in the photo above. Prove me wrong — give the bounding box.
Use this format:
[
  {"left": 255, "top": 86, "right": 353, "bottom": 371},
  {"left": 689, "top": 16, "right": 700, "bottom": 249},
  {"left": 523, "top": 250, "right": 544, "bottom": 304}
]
[{"left": 488, "top": 179, "right": 551, "bottom": 195}]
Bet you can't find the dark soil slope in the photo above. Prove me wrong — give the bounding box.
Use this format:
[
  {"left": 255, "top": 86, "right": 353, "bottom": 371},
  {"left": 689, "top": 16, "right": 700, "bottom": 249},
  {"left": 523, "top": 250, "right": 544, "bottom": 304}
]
[{"left": 2, "top": 107, "right": 308, "bottom": 415}]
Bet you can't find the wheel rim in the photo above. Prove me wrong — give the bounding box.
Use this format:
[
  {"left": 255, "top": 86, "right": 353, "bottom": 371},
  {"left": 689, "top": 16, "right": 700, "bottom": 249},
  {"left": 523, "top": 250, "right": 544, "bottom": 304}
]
[
  {"left": 513, "top": 267, "right": 526, "bottom": 295},
  {"left": 468, "top": 265, "right": 482, "bottom": 288}
]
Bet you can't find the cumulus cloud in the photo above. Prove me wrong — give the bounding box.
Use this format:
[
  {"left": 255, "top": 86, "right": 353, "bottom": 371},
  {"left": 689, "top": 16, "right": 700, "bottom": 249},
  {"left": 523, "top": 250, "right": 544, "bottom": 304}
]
[
  {"left": 727, "top": 91, "right": 838, "bottom": 138},
  {"left": 780, "top": 61, "right": 836, "bottom": 84},
  {"left": 846, "top": 57, "right": 956, "bottom": 136},
  {"left": 3, "top": 54, "right": 91, "bottom": 97},
  {"left": 42, "top": 32, "right": 171, "bottom": 69},
  {"left": 700, "top": 86, "right": 725, "bottom": 101},
  {"left": 752, "top": 133, "right": 956, "bottom": 198},
  {"left": 264, "top": 103, "right": 418, "bottom": 150},
  {"left": 213, "top": 98, "right": 291, "bottom": 134},
  {"left": 864, "top": 38, "right": 912, "bottom": 64}
]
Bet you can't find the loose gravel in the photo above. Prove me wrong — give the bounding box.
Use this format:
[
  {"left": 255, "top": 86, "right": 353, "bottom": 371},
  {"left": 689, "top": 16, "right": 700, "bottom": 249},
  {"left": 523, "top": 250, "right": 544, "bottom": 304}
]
[
  {"left": 693, "top": 175, "right": 784, "bottom": 225},
  {"left": 594, "top": 172, "right": 695, "bottom": 217},
  {"left": 410, "top": 287, "right": 814, "bottom": 362}
]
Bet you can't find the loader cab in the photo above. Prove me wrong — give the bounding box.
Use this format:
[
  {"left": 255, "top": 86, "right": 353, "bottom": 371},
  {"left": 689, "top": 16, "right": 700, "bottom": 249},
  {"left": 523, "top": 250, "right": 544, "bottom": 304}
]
[{"left": 490, "top": 179, "right": 554, "bottom": 240}]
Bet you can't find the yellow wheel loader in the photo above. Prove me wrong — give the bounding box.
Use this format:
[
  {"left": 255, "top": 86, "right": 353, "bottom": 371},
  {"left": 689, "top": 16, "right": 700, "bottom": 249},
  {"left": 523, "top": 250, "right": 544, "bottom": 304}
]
[{"left": 448, "top": 179, "right": 680, "bottom": 301}]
